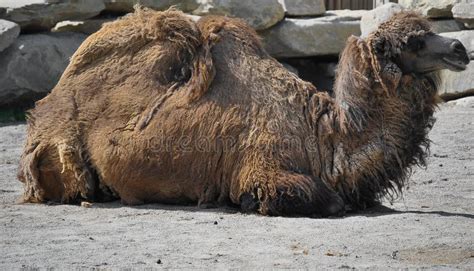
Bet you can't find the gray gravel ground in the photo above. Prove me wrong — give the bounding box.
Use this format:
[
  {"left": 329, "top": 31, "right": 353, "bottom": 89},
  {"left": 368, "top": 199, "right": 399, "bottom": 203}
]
[{"left": 0, "top": 98, "right": 473, "bottom": 269}]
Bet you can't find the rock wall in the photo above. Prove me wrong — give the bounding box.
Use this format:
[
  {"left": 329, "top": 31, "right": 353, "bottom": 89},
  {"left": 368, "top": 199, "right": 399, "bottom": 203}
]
[
  {"left": 0, "top": 0, "right": 472, "bottom": 107},
  {"left": 0, "top": 33, "right": 86, "bottom": 106}
]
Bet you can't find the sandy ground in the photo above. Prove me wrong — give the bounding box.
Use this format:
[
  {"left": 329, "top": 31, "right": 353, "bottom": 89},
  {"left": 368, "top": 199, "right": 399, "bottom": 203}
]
[{"left": 0, "top": 98, "right": 473, "bottom": 269}]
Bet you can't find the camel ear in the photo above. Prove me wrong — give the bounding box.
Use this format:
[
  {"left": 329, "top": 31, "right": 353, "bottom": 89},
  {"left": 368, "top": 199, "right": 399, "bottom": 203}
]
[
  {"left": 372, "top": 36, "right": 387, "bottom": 57},
  {"left": 371, "top": 35, "right": 399, "bottom": 60}
]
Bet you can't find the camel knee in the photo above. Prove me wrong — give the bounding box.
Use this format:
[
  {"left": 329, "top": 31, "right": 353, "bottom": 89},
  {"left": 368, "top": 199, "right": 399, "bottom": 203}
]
[
  {"left": 266, "top": 186, "right": 345, "bottom": 217},
  {"left": 241, "top": 172, "right": 345, "bottom": 217}
]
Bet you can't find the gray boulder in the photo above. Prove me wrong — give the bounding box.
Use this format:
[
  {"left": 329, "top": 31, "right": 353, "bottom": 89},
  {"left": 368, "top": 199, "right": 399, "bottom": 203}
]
[
  {"left": 193, "top": 0, "right": 285, "bottom": 30},
  {"left": 0, "top": 0, "right": 105, "bottom": 31},
  {"left": 278, "top": 0, "right": 326, "bottom": 16},
  {"left": 360, "top": 3, "right": 404, "bottom": 37},
  {"left": 262, "top": 11, "right": 362, "bottom": 57},
  {"left": 0, "top": 32, "right": 87, "bottom": 106},
  {"left": 0, "top": 19, "right": 19, "bottom": 52},
  {"left": 325, "top": 9, "right": 367, "bottom": 21},
  {"left": 431, "top": 19, "right": 465, "bottom": 33},
  {"left": 185, "top": 14, "right": 201, "bottom": 22},
  {"left": 52, "top": 18, "right": 114, "bottom": 35},
  {"left": 361, "top": 3, "right": 465, "bottom": 36},
  {"left": 439, "top": 31, "right": 474, "bottom": 99},
  {"left": 452, "top": 2, "right": 474, "bottom": 29},
  {"left": 398, "top": 0, "right": 460, "bottom": 18},
  {"left": 103, "top": 0, "right": 199, "bottom": 13}
]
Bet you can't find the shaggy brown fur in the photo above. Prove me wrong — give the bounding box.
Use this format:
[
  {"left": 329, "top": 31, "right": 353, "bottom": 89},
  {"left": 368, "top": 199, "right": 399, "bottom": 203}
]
[{"left": 17, "top": 9, "right": 468, "bottom": 216}]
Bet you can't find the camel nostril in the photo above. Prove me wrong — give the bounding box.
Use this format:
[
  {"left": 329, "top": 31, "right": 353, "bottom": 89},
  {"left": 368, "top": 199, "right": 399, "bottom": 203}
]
[{"left": 450, "top": 40, "right": 465, "bottom": 53}]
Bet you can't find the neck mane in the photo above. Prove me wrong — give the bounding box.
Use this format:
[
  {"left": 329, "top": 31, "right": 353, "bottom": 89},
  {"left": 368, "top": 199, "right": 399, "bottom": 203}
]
[{"left": 310, "top": 36, "right": 440, "bottom": 208}]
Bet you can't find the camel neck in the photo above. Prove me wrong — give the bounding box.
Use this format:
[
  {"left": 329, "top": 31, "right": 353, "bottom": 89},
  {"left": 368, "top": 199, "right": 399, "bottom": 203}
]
[{"left": 322, "top": 56, "right": 440, "bottom": 206}]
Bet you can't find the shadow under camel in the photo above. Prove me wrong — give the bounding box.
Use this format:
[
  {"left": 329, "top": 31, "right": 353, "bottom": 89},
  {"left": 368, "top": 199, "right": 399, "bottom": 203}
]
[
  {"left": 45, "top": 200, "right": 474, "bottom": 219},
  {"left": 347, "top": 204, "right": 474, "bottom": 219}
]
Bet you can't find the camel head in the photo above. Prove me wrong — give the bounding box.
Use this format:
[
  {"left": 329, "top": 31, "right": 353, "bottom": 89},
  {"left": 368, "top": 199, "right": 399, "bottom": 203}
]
[
  {"left": 397, "top": 32, "right": 470, "bottom": 73},
  {"left": 368, "top": 12, "right": 470, "bottom": 75}
]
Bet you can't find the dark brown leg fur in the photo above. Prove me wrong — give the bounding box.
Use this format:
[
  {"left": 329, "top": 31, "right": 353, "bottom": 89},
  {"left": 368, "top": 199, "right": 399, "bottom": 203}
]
[{"left": 241, "top": 172, "right": 345, "bottom": 217}]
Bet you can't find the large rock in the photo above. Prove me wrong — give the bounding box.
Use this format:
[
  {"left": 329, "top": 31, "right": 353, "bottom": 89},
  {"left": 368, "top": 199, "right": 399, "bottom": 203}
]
[
  {"left": 439, "top": 31, "right": 474, "bottom": 99},
  {"left": 261, "top": 11, "right": 362, "bottom": 57},
  {"left": 398, "top": 0, "right": 460, "bottom": 18},
  {"left": 193, "top": 0, "right": 285, "bottom": 30},
  {"left": 361, "top": 3, "right": 405, "bottom": 37},
  {"left": 452, "top": 3, "right": 474, "bottom": 29},
  {"left": 103, "top": 0, "right": 199, "bottom": 13},
  {"left": 431, "top": 19, "right": 465, "bottom": 33},
  {"left": 0, "top": 19, "right": 19, "bottom": 52},
  {"left": 278, "top": 0, "right": 325, "bottom": 16},
  {"left": 0, "top": 0, "right": 105, "bottom": 31},
  {"left": 361, "top": 3, "right": 464, "bottom": 36},
  {"left": 325, "top": 9, "right": 367, "bottom": 21},
  {"left": 0, "top": 32, "right": 87, "bottom": 106},
  {"left": 52, "top": 18, "right": 114, "bottom": 35}
]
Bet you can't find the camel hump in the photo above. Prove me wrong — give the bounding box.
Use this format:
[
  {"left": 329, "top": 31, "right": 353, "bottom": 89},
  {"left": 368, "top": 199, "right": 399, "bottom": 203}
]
[
  {"left": 62, "top": 7, "right": 214, "bottom": 102},
  {"left": 197, "top": 16, "right": 268, "bottom": 57},
  {"left": 69, "top": 7, "right": 199, "bottom": 72}
]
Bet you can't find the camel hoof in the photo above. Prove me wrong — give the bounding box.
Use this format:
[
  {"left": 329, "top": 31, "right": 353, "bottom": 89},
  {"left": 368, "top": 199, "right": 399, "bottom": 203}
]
[
  {"left": 320, "top": 194, "right": 345, "bottom": 217},
  {"left": 240, "top": 192, "right": 259, "bottom": 213}
]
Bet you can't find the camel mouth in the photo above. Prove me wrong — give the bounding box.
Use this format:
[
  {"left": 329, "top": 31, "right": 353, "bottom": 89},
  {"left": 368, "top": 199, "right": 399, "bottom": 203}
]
[{"left": 442, "top": 57, "right": 468, "bottom": 72}]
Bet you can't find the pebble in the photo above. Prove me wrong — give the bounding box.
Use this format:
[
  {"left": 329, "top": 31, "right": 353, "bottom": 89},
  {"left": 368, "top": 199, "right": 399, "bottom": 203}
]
[{"left": 81, "top": 201, "right": 93, "bottom": 208}]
